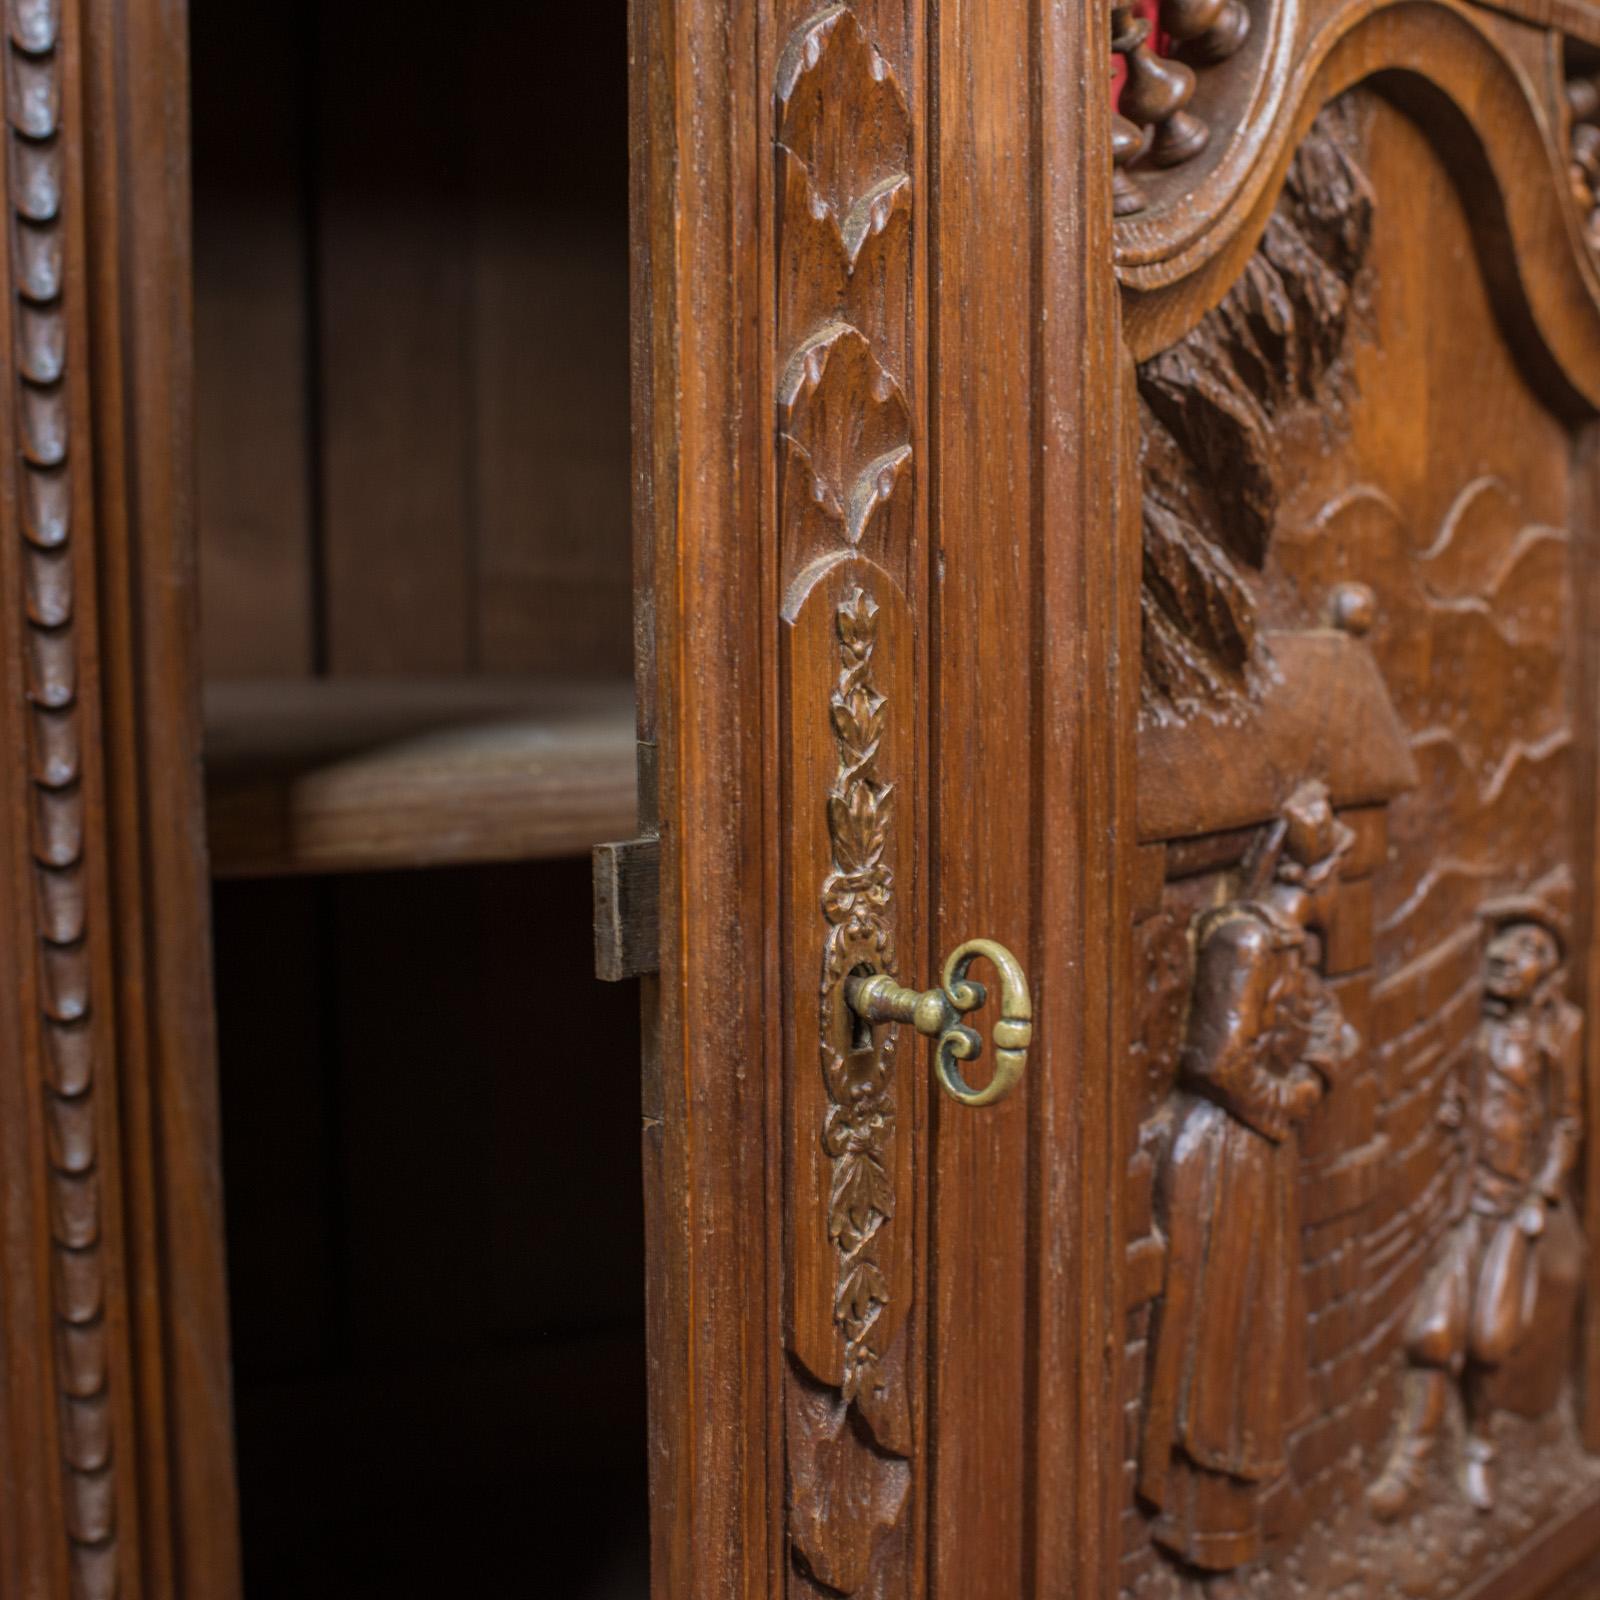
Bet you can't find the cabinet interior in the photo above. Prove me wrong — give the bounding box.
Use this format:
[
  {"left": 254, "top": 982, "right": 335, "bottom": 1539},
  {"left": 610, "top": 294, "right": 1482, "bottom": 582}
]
[{"left": 191, "top": 1, "right": 645, "bottom": 1593}]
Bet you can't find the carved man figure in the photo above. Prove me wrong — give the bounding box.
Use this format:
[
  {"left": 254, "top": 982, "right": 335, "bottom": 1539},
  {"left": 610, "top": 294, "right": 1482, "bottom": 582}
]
[
  {"left": 1368, "top": 901, "right": 1584, "bottom": 1519},
  {"left": 1139, "top": 782, "right": 1359, "bottom": 1580}
]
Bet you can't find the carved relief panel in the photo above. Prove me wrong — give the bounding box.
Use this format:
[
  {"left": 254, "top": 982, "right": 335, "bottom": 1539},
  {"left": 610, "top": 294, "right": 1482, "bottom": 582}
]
[{"left": 1122, "top": 88, "right": 1600, "bottom": 1599}]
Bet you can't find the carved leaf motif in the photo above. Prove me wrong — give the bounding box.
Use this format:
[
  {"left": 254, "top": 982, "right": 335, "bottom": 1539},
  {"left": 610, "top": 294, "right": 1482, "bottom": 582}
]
[
  {"left": 828, "top": 780, "right": 892, "bottom": 874},
  {"left": 832, "top": 1151, "right": 895, "bottom": 1239},
  {"left": 837, "top": 582, "right": 879, "bottom": 644},
  {"left": 781, "top": 324, "right": 913, "bottom": 545},
  {"left": 817, "top": 582, "right": 903, "bottom": 1443},
  {"left": 777, "top": 6, "right": 911, "bottom": 273},
  {"left": 838, "top": 1258, "right": 891, "bottom": 1323},
  {"left": 831, "top": 683, "right": 886, "bottom": 751}
]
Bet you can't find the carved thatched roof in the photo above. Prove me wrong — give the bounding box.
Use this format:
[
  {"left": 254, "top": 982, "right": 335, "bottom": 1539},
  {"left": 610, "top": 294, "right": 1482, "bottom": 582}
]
[{"left": 1137, "top": 630, "right": 1418, "bottom": 844}]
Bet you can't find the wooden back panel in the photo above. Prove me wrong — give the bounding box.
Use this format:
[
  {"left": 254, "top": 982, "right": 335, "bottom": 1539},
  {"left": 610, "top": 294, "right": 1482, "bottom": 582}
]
[{"left": 191, "top": 0, "right": 633, "bottom": 682}]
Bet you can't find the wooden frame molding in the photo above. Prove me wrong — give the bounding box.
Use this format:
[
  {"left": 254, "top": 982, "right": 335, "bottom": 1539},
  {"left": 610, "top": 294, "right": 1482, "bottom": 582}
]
[
  {"left": 0, "top": 2, "right": 242, "bottom": 1595},
  {"left": 3, "top": 4, "right": 126, "bottom": 1589}
]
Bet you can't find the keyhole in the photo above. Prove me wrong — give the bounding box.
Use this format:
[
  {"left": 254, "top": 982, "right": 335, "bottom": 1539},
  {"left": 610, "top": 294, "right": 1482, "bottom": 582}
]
[{"left": 848, "top": 965, "right": 876, "bottom": 1054}]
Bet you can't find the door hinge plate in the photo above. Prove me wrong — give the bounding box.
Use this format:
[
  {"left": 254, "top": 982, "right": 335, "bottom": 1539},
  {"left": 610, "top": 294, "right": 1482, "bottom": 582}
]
[{"left": 593, "top": 835, "right": 660, "bottom": 981}]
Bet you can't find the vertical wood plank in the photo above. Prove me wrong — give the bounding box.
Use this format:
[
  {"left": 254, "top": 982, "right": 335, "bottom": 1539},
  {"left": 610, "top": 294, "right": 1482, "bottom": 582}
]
[
  {"left": 1032, "top": 2, "right": 1126, "bottom": 1596},
  {"left": 316, "top": 4, "right": 474, "bottom": 674},
  {"left": 929, "top": 3, "right": 1035, "bottom": 1591},
  {"left": 191, "top": 0, "right": 315, "bottom": 679},
  {"left": 470, "top": 2, "right": 633, "bottom": 679},
  {"left": 770, "top": 0, "right": 928, "bottom": 1594},
  {"left": 631, "top": 0, "right": 775, "bottom": 1597}
]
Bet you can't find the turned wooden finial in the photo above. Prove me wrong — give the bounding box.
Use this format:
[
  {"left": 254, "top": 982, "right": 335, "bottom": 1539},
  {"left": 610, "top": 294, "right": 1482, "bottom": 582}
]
[
  {"left": 1569, "top": 88, "right": 1600, "bottom": 253},
  {"left": 1120, "top": 26, "right": 1210, "bottom": 168},
  {"left": 1110, "top": 3, "right": 1149, "bottom": 216},
  {"left": 1112, "top": 113, "right": 1148, "bottom": 215},
  {"left": 1166, "top": 0, "right": 1251, "bottom": 63}
]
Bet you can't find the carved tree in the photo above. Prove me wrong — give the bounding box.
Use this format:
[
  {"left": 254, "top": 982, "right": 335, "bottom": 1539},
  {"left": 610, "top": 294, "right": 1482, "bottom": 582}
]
[{"left": 1138, "top": 107, "right": 1374, "bottom": 716}]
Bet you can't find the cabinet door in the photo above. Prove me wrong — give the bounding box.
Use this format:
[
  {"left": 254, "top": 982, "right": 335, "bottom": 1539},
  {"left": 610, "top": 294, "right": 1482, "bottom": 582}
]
[
  {"left": 637, "top": 1, "right": 1600, "bottom": 1599},
  {"left": 0, "top": 2, "right": 240, "bottom": 1597},
  {"left": 631, "top": 0, "right": 1123, "bottom": 1596}
]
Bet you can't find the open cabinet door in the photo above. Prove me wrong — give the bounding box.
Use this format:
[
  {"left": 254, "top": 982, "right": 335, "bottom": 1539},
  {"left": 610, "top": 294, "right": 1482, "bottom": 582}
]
[
  {"left": 0, "top": 1, "right": 240, "bottom": 1597},
  {"left": 632, "top": 4, "right": 1600, "bottom": 1600},
  {"left": 628, "top": 0, "right": 1127, "bottom": 1595}
]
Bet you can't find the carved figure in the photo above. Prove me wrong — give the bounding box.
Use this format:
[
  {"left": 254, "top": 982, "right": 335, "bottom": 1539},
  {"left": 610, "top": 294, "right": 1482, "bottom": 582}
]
[
  {"left": 1368, "top": 899, "right": 1584, "bottom": 1520},
  {"left": 1139, "top": 781, "right": 1359, "bottom": 1577}
]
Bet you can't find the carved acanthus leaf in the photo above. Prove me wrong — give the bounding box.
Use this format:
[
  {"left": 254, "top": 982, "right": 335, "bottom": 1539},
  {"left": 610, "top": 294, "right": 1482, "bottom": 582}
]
[
  {"left": 780, "top": 323, "right": 913, "bottom": 545},
  {"left": 778, "top": 5, "right": 911, "bottom": 273}
]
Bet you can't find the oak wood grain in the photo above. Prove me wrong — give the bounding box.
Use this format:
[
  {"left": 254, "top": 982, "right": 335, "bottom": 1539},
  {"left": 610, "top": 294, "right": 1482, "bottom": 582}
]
[
  {"left": 190, "top": 0, "right": 315, "bottom": 678},
  {"left": 630, "top": 2, "right": 775, "bottom": 1597},
  {"left": 204, "top": 678, "right": 636, "bottom": 877}
]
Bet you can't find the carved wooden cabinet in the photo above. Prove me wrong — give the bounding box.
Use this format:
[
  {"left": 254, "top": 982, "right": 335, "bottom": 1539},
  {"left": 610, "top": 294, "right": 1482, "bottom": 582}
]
[{"left": 14, "top": 0, "right": 1600, "bottom": 1597}]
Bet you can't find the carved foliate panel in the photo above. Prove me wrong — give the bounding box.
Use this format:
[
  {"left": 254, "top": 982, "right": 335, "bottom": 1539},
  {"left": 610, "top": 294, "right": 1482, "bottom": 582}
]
[
  {"left": 1123, "top": 92, "right": 1600, "bottom": 1598},
  {"left": 775, "top": 3, "right": 923, "bottom": 1595}
]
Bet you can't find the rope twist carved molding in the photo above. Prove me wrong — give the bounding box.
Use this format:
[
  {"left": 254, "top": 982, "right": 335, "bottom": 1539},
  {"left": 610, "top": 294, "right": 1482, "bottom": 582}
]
[{"left": 7, "top": 3, "right": 120, "bottom": 1594}]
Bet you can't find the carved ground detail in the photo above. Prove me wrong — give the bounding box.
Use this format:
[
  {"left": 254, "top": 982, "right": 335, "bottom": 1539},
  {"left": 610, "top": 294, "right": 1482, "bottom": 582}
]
[{"left": 1124, "top": 90, "right": 1600, "bottom": 1599}]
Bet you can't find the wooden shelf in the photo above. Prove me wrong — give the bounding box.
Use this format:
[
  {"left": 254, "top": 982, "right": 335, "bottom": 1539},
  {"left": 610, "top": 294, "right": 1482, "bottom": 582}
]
[{"left": 204, "top": 677, "right": 637, "bottom": 878}]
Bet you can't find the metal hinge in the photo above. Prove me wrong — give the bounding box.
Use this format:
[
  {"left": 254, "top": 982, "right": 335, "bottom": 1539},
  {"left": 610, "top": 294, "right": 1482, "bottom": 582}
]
[
  {"left": 593, "top": 738, "right": 660, "bottom": 982},
  {"left": 592, "top": 834, "right": 660, "bottom": 981}
]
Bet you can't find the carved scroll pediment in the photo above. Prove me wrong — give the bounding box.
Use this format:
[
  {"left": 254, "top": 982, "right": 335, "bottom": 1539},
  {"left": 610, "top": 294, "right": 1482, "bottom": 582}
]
[{"left": 1117, "top": 0, "right": 1600, "bottom": 411}]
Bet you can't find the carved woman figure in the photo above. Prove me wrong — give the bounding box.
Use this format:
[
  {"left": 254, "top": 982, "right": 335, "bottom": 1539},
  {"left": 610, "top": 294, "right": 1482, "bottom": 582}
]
[
  {"left": 1139, "top": 782, "right": 1359, "bottom": 1580},
  {"left": 1367, "top": 899, "right": 1583, "bottom": 1519}
]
